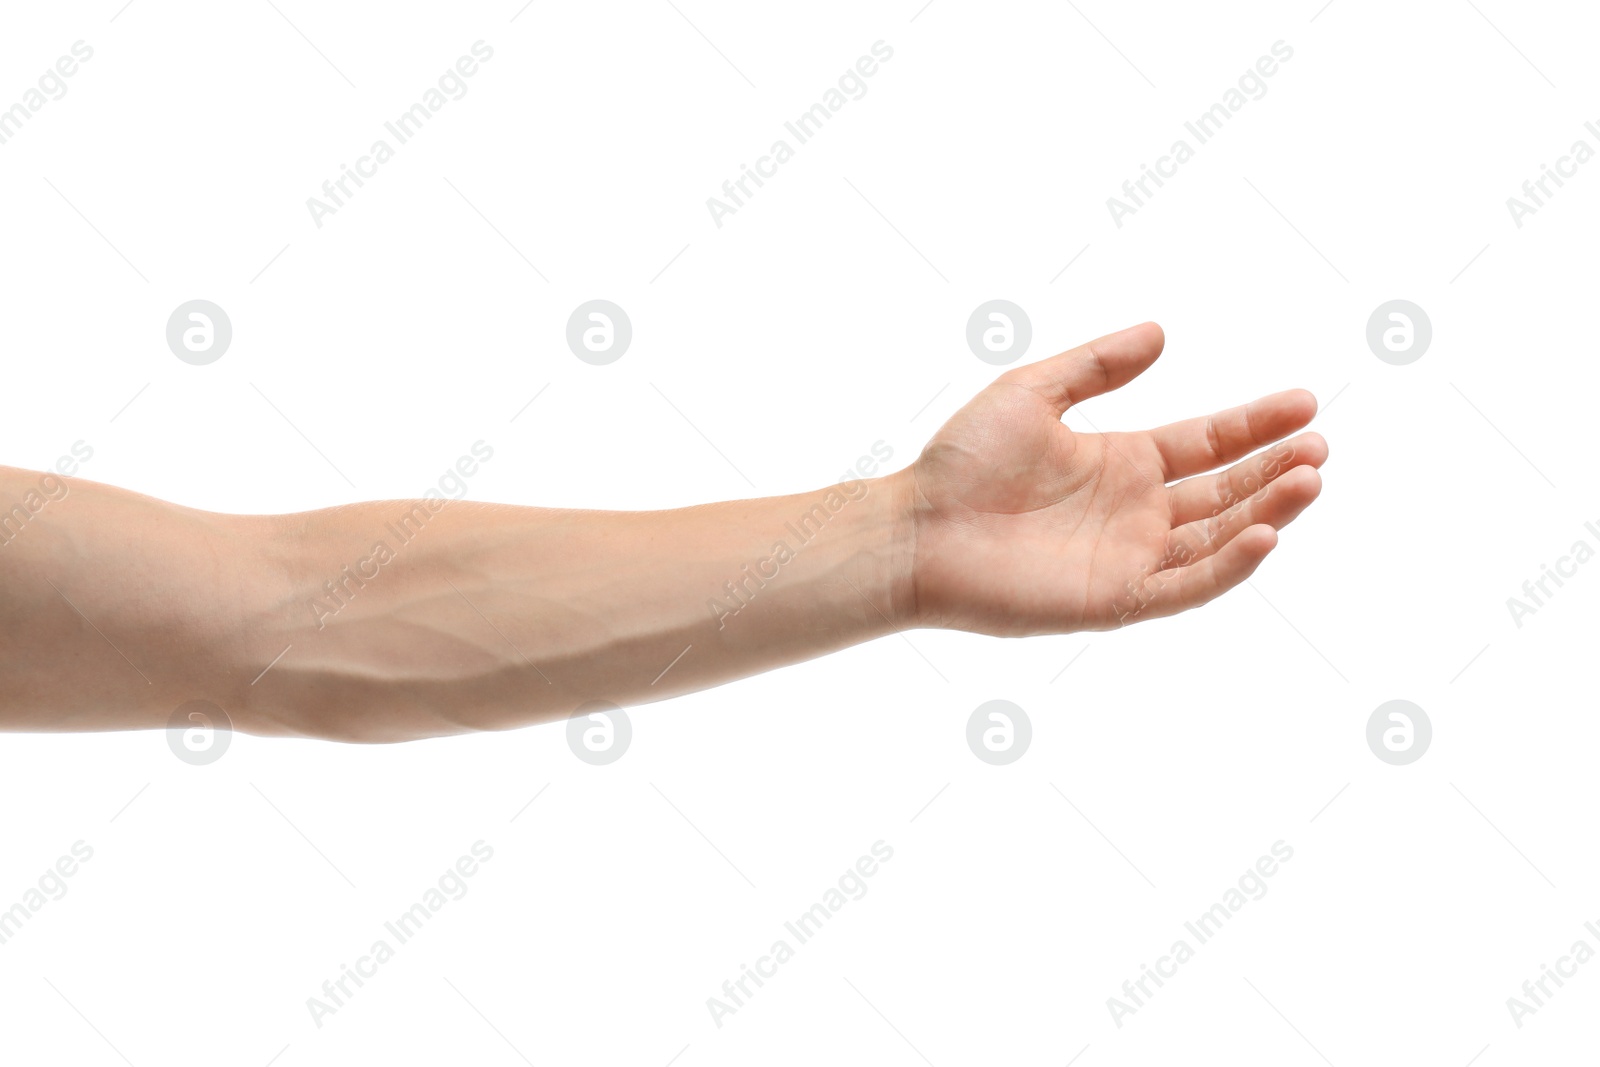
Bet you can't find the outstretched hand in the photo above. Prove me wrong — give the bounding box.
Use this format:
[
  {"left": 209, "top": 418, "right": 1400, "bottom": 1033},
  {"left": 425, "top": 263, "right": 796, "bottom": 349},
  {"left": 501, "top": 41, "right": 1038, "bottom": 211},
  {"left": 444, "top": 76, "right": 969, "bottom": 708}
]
[{"left": 901, "top": 322, "right": 1326, "bottom": 635}]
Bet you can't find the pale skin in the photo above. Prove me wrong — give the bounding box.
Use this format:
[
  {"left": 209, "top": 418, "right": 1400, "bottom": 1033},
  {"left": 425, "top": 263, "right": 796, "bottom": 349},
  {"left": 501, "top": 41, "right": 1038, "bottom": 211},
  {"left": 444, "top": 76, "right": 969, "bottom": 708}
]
[{"left": 0, "top": 323, "right": 1325, "bottom": 742}]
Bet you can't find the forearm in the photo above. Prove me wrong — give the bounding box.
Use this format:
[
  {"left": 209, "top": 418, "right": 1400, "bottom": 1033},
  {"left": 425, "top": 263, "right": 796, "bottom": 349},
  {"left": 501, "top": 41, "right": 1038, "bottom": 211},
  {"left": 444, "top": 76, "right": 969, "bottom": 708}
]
[
  {"left": 0, "top": 466, "right": 918, "bottom": 741},
  {"left": 0, "top": 465, "right": 257, "bottom": 733}
]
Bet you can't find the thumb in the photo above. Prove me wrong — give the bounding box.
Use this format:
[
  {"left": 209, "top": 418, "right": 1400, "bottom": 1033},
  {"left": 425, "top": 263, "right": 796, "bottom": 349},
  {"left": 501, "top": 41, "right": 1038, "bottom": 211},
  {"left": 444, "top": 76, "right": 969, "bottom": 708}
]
[{"left": 999, "top": 321, "right": 1165, "bottom": 416}]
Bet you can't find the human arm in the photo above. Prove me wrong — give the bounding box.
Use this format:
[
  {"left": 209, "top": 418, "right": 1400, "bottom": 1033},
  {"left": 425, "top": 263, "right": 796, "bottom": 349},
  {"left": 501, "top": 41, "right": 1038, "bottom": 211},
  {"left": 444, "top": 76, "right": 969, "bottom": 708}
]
[{"left": 0, "top": 323, "right": 1325, "bottom": 742}]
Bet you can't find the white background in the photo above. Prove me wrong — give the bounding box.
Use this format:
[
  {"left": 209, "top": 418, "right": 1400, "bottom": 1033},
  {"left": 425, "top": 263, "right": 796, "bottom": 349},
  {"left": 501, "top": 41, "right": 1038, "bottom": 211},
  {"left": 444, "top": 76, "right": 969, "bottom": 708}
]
[{"left": 1, "top": 1, "right": 1596, "bottom": 1063}]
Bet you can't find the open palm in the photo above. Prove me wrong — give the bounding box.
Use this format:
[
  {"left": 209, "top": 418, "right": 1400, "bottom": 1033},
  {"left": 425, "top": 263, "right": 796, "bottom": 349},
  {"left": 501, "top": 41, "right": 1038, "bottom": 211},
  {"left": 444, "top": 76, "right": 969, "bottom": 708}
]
[{"left": 905, "top": 322, "right": 1326, "bottom": 635}]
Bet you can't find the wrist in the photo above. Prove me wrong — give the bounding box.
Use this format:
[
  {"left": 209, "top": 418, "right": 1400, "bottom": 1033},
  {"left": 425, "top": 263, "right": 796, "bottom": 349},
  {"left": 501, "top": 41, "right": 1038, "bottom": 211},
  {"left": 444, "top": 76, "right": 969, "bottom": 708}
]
[{"left": 878, "top": 466, "right": 924, "bottom": 631}]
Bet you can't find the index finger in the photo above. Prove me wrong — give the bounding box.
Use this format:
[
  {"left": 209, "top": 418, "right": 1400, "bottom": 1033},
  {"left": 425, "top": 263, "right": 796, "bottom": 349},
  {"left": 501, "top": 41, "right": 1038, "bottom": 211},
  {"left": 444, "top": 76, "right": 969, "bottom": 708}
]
[{"left": 1146, "top": 389, "right": 1318, "bottom": 481}]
